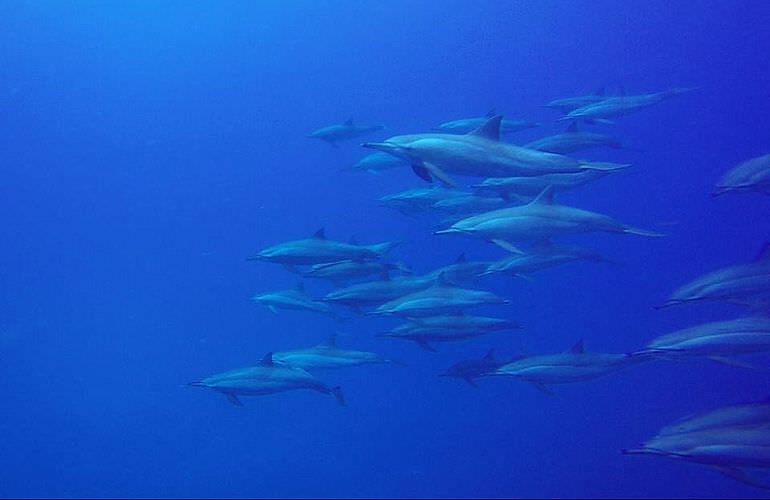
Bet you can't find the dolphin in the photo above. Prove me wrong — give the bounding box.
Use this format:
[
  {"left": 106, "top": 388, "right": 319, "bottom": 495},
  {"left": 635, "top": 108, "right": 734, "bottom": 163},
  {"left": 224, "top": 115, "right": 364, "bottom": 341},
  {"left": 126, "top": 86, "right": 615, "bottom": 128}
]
[
  {"left": 341, "top": 152, "right": 406, "bottom": 175},
  {"left": 380, "top": 316, "right": 518, "bottom": 352},
  {"left": 656, "top": 400, "right": 770, "bottom": 437},
  {"left": 713, "top": 153, "right": 770, "bottom": 197},
  {"left": 543, "top": 88, "right": 609, "bottom": 113},
  {"left": 188, "top": 353, "right": 345, "bottom": 407},
  {"left": 433, "top": 110, "right": 539, "bottom": 135},
  {"left": 524, "top": 122, "right": 627, "bottom": 154},
  {"left": 471, "top": 162, "right": 629, "bottom": 200},
  {"left": 561, "top": 87, "right": 695, "bottom": 122},
  {"left": 307, "top": 117, "right": 384, "bottom": 147},
  {"left": 435, "top": 186, "right": 663, "bottom": 253},
  {"left": 657, "top": 249, "right": 770, "bottom": 312},
  {"left": 481, "top": 340, "right": 650, "bottom": 394},
  {"left": 303, "top": 259, "right": 412, "bottom": 284},
  {"left": 321, "top": 273, "right": 437, "bottom": 312},
  {"left": 480, "top": 239, "right": 608, "bottom": 278},
  {"left": 363, "top": 115, "right": 601, "bottom": 187},
  {"left": 629, "top": 316, "right": 770, "bottom": 368},
  {"left": 367, "top": 273, "right": 509, "bottom": 317},
  {"left": 273, "top": 334, "right": 400, "bottom": 370},
  {"left": 425, "top": 253, "right": 496, "bottom": 284},
  {"left": 248, "top": 227, "right": 399, "bottom": 267},
  {"left": 378, "top": 186, "right": 467, "bottom": 216},
  {"left": 432, "top": 193, "right": 511, "bottom": 215},
  {"left": 440, "top": 348, "right": 514, "bottom": 386},
  {"left": 251, "top": 282, "right": 345, "bottom": 320}
]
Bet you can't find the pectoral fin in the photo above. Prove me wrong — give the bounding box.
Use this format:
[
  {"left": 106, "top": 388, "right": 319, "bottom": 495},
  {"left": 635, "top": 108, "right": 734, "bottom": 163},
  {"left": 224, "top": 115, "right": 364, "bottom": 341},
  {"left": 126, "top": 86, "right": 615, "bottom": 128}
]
[
  {"left": 531, "top": 382, "right": 555, "bottom": 396},
  {"left": 225, "top": 393, "right": 244, "bottom": 407},
  {"left": 423, "top": 162, "right": 458, "bottom": 188},
  {"left": 464, "top": 377, "right": 479, "bottom": 388},
  {"left": 267, "top": 305, "right": 278, "bottom": 314},
  {"left": 411, "top": 163, "right": 433, "bottom": 182},
  {"left": 415, "top": 340, "right": 437, "bottom": 352}
]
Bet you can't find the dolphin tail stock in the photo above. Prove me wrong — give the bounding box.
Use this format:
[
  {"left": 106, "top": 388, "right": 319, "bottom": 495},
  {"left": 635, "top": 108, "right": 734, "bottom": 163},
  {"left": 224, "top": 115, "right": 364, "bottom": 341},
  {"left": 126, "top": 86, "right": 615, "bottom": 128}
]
[
  {"left": 622, "top": 225, "right": 666, "bottom": 237},
  {"left": 330, "top": 386, "right": 346, "bottom": 407}
]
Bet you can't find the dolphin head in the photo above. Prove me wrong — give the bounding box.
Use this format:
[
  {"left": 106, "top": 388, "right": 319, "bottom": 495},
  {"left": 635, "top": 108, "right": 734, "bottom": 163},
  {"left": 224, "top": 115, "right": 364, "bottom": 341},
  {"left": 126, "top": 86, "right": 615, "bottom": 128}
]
[{"left": 362, "top": 141, "right": 416, "bottom": 162}]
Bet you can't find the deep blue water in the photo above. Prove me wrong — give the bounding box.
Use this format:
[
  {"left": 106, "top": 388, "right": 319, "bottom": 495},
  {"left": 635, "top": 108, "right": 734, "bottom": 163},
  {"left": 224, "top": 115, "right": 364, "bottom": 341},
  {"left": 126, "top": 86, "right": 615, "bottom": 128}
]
[{"left": 2, "top": 1, "right": 770, "bottom": 497}]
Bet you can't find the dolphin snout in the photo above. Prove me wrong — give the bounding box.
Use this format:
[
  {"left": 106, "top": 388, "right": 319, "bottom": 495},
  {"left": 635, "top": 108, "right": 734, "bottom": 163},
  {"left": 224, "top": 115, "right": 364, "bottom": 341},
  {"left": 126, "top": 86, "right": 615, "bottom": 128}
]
[{"left": 187, "top": 381, "right": 206, "bottom": 387}]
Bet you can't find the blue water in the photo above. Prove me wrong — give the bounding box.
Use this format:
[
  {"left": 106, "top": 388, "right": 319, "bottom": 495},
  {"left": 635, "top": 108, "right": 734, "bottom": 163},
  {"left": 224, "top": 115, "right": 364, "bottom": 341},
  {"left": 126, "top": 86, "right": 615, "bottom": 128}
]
[{"left": 2, "top": 1, "right": 770, "bottom": 497}]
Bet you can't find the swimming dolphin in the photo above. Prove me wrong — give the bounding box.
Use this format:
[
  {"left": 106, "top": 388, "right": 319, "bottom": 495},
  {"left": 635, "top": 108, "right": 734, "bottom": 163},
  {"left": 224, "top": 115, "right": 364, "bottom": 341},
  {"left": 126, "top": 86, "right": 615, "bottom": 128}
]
[
  {"left": 480, "top": 239, "right": 608, "bottom": 278},
  {"left": 307, "top": 117, "right": 384, "bottom": 147},
  {"left": 657, "top": 248, "right": 770, "bottom": 312},
  {"left": 188, "top": 352, "right": 345, "bottom": 407},
  {"left": 363, "top": 115, "right": 600, "bottom": 187},
  {"left": 380, "top": 315, "right": 519, "bottom": 352},
  {"left": 367, "top": 273, "right": 509, "bottom": 317},
  {"left": 273, "top": 334, "right": 400, "bottom": 370},
  {"left": 378, "top": 186, "right": 467, "bottom": 216},
  {"left": 321, "top": 273, "right": 437, "bottom": 312},
  {"left": 341, "top": 152, "right": 406, "bottom": 175},
  {"left": 543, "top": 88, "right": 609, "bottom": 113},
  {"left": 432, "top": 193, "right": 511, "bottom": 215},
  {"left": 425, "top": 253, "right": 496, "bottom": 284},
  {"left": 248, "top": 228, "right": 400, "bottom": 267},
  {"left": 251, "top": 282, "right": 345, "bottom": 321},
  {"left": 440, "top": 348, "right": 514, "bottom": 386},
  {"left": 561, "top": 87, "right": 695, "bottom": 122},
  {"left": 657, "top": 400, "right": 770, "bottom": 437},
  {"left": 481, "top": 340, "right": 650, "bottom": 394},
  {"left": 435, "top": 186, "right": 663, "bottom": 253},
  {"left": 471, "top": 163, "right": 629, "bottom": 200},
  {"left": 303, "top": 260, "right": 412, "bottom": 284},
  {"left": 433, "top": 110, "right": 538, "bottom": 135},
  {"left": 713, "top": 153, "right": 770, "bottom": 197},
  {"left": 524, "top": 122, "right": 626, "bottom": 154},
  {"left": 629, "top": 316, "right": 770, "bottom": 368}
]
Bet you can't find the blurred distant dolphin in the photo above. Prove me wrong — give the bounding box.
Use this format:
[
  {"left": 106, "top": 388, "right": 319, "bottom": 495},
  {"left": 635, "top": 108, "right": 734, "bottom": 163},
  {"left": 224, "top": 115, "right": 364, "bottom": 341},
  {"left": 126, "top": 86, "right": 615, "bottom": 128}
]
[
  {"left": 561, "top": 87, "right": 695, "bottom": 122},
  {"left": 380, "top": 314, "right": 520, "bottom": 352},
  {"left": 543, "top": 88, "right": 608, "bottom": 113},
  {"left": 713, "top": 153, "right": 770, "bottom": 197},
  {"left": 308, "top": 117, "right": 385, "bottom": 147},
  {"left": 524, "top": 122, "right": 627, "bottom": 154},
  {"left": 341, "top": 152, "right": 406, "bottom": 175},
  {"left": 440, "top": 348, "right": 515, "bottom": 386},
  {"left": 273, "top": 334, "right": 400, "bottom": 369},
  {"left": 251, "top": 282, "right": 345, "bottom": 321},
  {"left": 433, "top": 110, "right": 538, "bottom": 135}
]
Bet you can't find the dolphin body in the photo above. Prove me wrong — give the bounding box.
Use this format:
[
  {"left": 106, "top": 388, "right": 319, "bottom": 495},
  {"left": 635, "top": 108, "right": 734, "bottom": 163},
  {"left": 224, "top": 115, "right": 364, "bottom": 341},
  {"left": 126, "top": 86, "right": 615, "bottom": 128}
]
[
  {"left": 524, "top": 122, "right": 625, "bottom": 154},
  {"left": 433, "top": 110, "right": 538, "bottom": 135},
  {"left": 307, "top": 117, "right": 384, "bottom": 147},
  {"left": 658, "top": 249, "right": 770, "bottom": 312},
  {"left": 657, "top": 401, "right": 770, "bottom": 437},
  {"left": 543, "top": 88, "right": 609, "bottom": 113},
  {"left": 249, "top": 228, "right": 399, "bottom": 267},
  {"left": 562, "top": 87, "right": 695, "bottom": 122},
  {"left": 629, "top": 316, "right": 770, "bottom": 366},
  {"left": 367, "top": 273, "right": 509, "bottom": 317},
  {"left": 251, "top": 283, "right": 345, "bottom": 320},
  {"left": 321, "top": 274, "right": 437, "bottom": 311},
  {"left": 303, "top": 260, "right": 412, "bottom": 284},
  {"left": 435, "top": 186, "right": 663, "bottom": 252},
  {"left": 342, "top": 152, "right": 405, "bottom": 175},
  {"left": 713, "top": 153, "right": 770, "bottom": 197},
  {"left": 273, "top": 335, "right": 399, "bottom": 370},
  {"left": 481, "top": 340, "right": 649, "bottom": 394},
  {"left": 440, "top": 348, "right": 513, "bottom": 386},
  {"left": 432, "top": 193, "right": 511, "bottom": 215},
  {"left": 380, "top": 316, "right": 518, "bottom": 352},
  {"left": 472, "top": 162, "right": 629, "bottom": 200},
  {"left": 378, "top": 186, "right": 467, "bottom": 216},
  {"left": 189, "top": 353, "right": 345, "bottom": 407},
  {"left": 481, "top": 240, "right": 607, "bottom": 278},
  {"left": 425, "top": 253, "right": 496, "bottom": 284},
  {"left": 363, "top": 115, "right": 599, "bottom": 187}
]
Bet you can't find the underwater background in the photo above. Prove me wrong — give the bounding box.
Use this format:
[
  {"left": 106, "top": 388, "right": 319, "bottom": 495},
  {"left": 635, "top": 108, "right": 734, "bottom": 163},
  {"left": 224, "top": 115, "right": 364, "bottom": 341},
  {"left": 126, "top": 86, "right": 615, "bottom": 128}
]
[{"left": 2, "top": 1, "right": 770, "bottom": 497}]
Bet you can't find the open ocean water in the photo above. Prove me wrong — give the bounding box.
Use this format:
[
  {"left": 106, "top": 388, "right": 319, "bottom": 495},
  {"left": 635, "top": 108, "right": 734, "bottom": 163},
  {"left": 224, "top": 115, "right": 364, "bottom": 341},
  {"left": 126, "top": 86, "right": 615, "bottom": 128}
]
[{"left": 2, "top": 1, "right": 770, "bottom": 498}]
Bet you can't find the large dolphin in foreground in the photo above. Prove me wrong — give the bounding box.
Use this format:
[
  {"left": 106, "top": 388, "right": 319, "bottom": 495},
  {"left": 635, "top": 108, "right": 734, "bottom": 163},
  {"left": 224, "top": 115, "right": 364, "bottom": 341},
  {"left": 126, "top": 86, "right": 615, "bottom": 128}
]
[
  {"left": 251, "top": 283, "right": 345, "bottom": 321},
  {"left": 480, "top": 340, "right": 650, "bottom": 394},
  {"left": 363, "top": 115, "right": 601, "bottom": 187},
  {"left": 561, "top": 87, "right": 695, "bottom": 122},
  {"left": 623, "top": 400, "right": 770, "bottom": 490},
  {"left": 435, "top": 186, "right": 663, "bottom": 253},
  {"left": 713, "top": 153, "right": 770, "bottom": 197},
  {"left": 307, "top": 117, "right": 384, "bottom": 147},
  {"left": 189, "top": 353, "right": 345, "bottom": 407},
  {"left": 248, "top": 228, "right": 399, "bottom": 267},
  {"left": 273, "top": 335, "right": 400, "bottom": 370},
  {"left": 433, "top": 110, "right": 538, "bottom": 135}
]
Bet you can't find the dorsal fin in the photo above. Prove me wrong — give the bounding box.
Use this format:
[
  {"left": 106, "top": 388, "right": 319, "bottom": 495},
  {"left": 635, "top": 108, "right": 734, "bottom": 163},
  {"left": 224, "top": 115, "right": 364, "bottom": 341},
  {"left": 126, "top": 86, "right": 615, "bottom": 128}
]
[
  {"left": 483, "top": 348, "right": 495, "bottom": 361},
  {"left": 455, "top": 253, "right": 467, "bottom": 263},
  {"left": 313, "top": 227, "right": 326, "bottom": 239},
  {"left": 595, "top": 87, "right": 605, "bottom": 96},
  {"left": 258, "top": 352, "right": 274, "bottom": 367},
  {"left": 568, "top": 339, "right": 585, "bottom": 354},
  {"left": 566, "top": 121, "right": 579, "bottom": 133},
  {"left": 468, "top": 115, "right": 502, "bottom": 141},
  {"left": 485, "top": 108, "right": 497, "bottom": 118},
  {"left": 344, "top": 116, "right": 354, "bottom": 126},
  {"left": 295, "top": 281, "right": 305, "bottom": 293},
  {"left": 756, "top": 242, "right": 770, "bottom": 261},
  {"left": 527, "top": 186, "right": 555, "bottom": 206},
  {"left": 318, "top": 334, "right": 337, "bottom": 348}
]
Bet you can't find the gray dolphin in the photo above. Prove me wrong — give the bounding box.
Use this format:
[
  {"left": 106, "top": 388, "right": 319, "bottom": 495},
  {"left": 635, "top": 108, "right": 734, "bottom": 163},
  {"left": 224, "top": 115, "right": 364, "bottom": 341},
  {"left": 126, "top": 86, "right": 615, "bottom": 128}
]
[
  {"left": 380, "top": 315, "right": 519, "bottom": 352},
  {"left": 273, "top": 334, "right": 400, "bottom": 370},
  {"left": 432, "top": 193, "right": 511, "bottom": 215},
  {"left": 658, "top": 249, "right": 770, "bottom": 312},
  {"left": 629, "top": 316, "right": 770, "bottom": 368},
  {"left": 363, "top": 115, "right": 600, "bottom": 187},
  {"left": 657, "top": 400, "right": 770, "bottom": 437},
  {"left": 425, "top": 253, "right": 496, "bottom": 284},
  {"left": 435, "top": 186, "right": 663, "bottom": 253},
  {"left": 378, "top": 186, "right": 467, "bottom": 216},
  {"left": 440, "top": 348, "right": 515, "bottom": 386},
  {"left": 562, "top": 87, "right": 695, "bottom": 122},
  {"left": 367, "top": 273, "right": 509, "bottom": 317},
  {"left": 481, "top": 340, "right": 650, "bottom": 395},
  {"left": 713, "top": 153, "right": 770, "bottom": 197},
  {"left": 471, "top": 163, "right": 629, "bottom": 200},
  {"left": 304, "top": 259, "right": 412, "bottom": 284},
  {"left": 524, "top": 122, "right": 626, "bottom": 154},
  {"left": 249, "top": 227, "right": 399, "bottom": 267},
  {"left": 189, "top": 353, "right": 345, "bottom": 407},
  {"left": 307, "top": 117, "right": 384, "bottom": 147},
  {"left": 251, "top": 282, "right": 345, "bottom": 321},
  {"left": 433, "top": 110, "right": 539, "bottom": 135},
  {"left": 341, "top": 152, "right": 406, "bottom": 175},
  {"left": 480, "top": 239, "right": 608, "bottom": 278},
  {"left": 321, "top": 273, "right": 437, "bottom": 312},
  {"left": 543, "top": 88, "right": 609, "bottom": 113}
]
